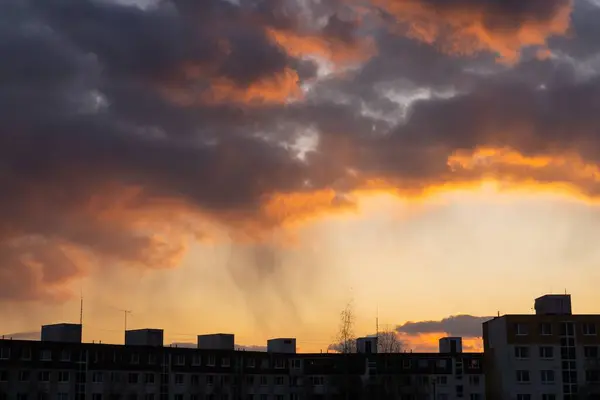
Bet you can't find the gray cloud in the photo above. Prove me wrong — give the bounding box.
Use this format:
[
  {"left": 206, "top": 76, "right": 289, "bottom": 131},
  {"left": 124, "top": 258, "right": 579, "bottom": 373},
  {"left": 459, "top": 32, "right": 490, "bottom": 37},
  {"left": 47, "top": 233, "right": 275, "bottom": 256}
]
[
  {"left": 1, "top": 331, "right": 41, "bottom": 340},
  {"left": 396, "top": 315, "right": 494, "bottom": 337},
  {"left": 1, "top": 0, "right": 600, "bottom": 303}
]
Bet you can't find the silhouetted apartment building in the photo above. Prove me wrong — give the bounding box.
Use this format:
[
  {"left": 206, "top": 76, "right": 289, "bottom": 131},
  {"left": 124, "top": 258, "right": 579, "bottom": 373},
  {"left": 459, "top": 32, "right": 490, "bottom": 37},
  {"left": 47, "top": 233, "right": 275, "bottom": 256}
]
[
  {"left": 484, "top": 294, "right": 600, "bottom": 400},
  {"left": 0, "top": 325, "right": 485, "bottom": 400}
]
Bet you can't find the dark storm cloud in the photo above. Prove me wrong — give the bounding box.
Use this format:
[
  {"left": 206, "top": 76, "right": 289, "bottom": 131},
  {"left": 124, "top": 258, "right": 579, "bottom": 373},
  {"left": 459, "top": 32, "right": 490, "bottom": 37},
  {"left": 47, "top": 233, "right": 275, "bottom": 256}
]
[
  {"left": 397, "top": 315, "right": 494, "bottom": 337},
  {"left": 1, "top": 0, "right": 600, "bottom": 302}
]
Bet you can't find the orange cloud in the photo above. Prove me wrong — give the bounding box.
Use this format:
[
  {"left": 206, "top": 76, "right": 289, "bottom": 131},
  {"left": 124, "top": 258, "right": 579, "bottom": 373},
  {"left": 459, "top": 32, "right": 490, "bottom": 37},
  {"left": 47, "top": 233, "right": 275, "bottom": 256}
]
[
  {"left": 369, "top": 0, "right": 573, "bottom": 63},
  {"left": 399, "top": 332, "right": 483, "bottom": 353},
  {"left": 160, "top": 65, "right": 302, "bottom": 106},
  {"left": 267, "top": 28, "right": 377, "bottom": 69}
]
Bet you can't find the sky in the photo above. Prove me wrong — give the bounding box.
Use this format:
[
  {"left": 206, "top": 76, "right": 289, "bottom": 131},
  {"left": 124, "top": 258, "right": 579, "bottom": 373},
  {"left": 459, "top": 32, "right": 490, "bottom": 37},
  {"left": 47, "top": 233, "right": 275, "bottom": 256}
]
[{"left": 1, "top": 0, "right": 600, "bottom": 353}]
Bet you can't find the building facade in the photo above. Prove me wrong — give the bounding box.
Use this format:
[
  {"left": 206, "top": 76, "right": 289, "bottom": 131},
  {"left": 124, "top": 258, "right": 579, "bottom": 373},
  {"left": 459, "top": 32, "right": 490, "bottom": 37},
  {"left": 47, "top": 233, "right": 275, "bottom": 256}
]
[
  {"left": 483, "top": 295, "right": 600, "bottom": 400},
  {"left": 0, "top": 326, "right": 484, "bottom": 400}
]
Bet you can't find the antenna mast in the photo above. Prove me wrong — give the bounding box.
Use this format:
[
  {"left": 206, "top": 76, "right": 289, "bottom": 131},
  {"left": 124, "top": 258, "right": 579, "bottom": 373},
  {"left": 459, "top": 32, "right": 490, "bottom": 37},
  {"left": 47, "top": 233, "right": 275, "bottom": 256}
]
[
  {"left": 119, "top": 309, "right": 132, "bottom": 341},
  {"left": 79, "top": 289, "right": 83, "bottom": 326}
]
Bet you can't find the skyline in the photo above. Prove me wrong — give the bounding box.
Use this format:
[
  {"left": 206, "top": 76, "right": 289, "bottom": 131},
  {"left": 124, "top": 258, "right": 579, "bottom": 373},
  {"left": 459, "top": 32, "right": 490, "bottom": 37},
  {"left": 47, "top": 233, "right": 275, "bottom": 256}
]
[{"left": 2, "top": 0, "right": 600, "bottom": 354}]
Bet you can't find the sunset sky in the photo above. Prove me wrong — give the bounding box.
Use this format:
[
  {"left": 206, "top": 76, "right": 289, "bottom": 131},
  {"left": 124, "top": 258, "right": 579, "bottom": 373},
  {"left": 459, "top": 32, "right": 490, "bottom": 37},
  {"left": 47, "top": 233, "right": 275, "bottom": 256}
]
[{"left": 1, "top": 0, "right": 600, "bottom": 353}]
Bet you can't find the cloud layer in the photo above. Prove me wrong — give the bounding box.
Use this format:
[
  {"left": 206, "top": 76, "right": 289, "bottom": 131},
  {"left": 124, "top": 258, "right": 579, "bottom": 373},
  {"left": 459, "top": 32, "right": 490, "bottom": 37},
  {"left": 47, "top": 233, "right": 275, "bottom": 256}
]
[
  {"left": 1, "top": 0, "right": 600, "bottom": 301},
  {"left": 397, "top": 315, "right": 494, "bottom": 338}
]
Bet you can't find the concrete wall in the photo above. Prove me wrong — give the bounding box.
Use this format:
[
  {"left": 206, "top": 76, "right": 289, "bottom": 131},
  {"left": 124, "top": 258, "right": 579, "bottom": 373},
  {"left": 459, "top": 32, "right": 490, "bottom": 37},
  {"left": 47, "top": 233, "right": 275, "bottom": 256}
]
[
  {"left": 197, "top": 334, "right": 234, "bottom": 350},
  {"left": 41, "top": 324, "right": 82, "bottom": 343},
  {"left": 267, "top": 338, "right": 296, "bottom": 354},
  {"left": 125, "top": 329, "right": 164, "bottom": 347}
]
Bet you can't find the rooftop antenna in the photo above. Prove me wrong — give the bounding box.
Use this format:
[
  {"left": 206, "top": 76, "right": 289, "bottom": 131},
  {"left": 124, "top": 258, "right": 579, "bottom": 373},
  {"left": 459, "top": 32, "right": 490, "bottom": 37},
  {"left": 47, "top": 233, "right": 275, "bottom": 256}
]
[
  {"left": 79, "top": 287, "right": 83, "bottom": 326},
  {"left": 119, "top": 309, "right": 132, "bottom": 341}
]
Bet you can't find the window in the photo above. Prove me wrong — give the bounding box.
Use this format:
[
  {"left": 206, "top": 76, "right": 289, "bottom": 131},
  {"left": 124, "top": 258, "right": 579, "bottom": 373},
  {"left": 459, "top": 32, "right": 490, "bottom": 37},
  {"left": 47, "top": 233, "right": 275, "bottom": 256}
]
[
  {"left": 311, "top": 376, "right": 325, "bottom": 386},
  {"left": 586, "top": 346, "right": 599, "bottom": 358},
  {"left": 275, "top": 396, "right": 284, "bottom": 400},
  {"left": 469, "top": 395, "right": 481, "bottom": 400},
  {"left": 144, "top": 373, "right": 154, "bottom": 384},
  {"left": 291, "top": 359, "right": 301, "bottom": 369},
  {"left": 206, "top": 375, "right": 214, "bottom": 385},
  {"left": 39, "top": 371, "right": 50, "bottom": 382},
  {"left": 92, "top": 372, "right": 103, "bottom": 383},
  {"left": 274, "top": 358, "right": 285, "bottom": 369},
  {"left": 260, "top": 396, "right": 267, "bottom": 400},
  {"left": 436, "top": 360, "right": 447, "bottom": 368},
  {"left": 0, "top": 348, "right": 10, "bottom": 360},
  {"left": 541, "top": 370, "right": 555, "bottom": 384},
  {"left": 148, "top": 354, "right": 156, "bottom": 364},
  {"left": 515, "top": 323, "right": 529, "bottom": 336},
  {"left": 207, "top": 355, "right": 216, "bottom": 367},
  {"left": 60, "top": 350, "right": 70, "bottom": 362},
  {"left": 542, "top": 395, "right": 556, "bottom": 400},
  {"left": 469, "top": 359, "right": 480, "bottom": 369},
  {"left": 57, "top": 394, "right": 69, "bottom": 400},
  {"left": 38, "top": 394, "right": 49, "bottom": 400},
  {"left": 260, "top": 359, "right": 269, "bottom": 369},
  {"left": 40, "top": 350, "right": 52, "bottom": 361},
  {"left": 437, "top": 395, "right": 449, "bottom": 400},
  {"left": 584, "top": 323, "right": 597, "bottom": 336},
  {"left": 515, "top": 346, "right": 529, "bottom": 359},
  {"left": 560, "top": 322, "right": 575, "bottom": 336},
  {"left": 221, "top": 357, "right": 230, "bottom": 367},
  {"left": 220, "top": 375, "right": 229, "bottom": 385},
  {"left": 260, "top": 376, "right": 268, "bottom": 386},
  {"left": 456, "top": 384, "right": 464, "bottom": 398},
  {"left": 516, "top": 395, "right": 531, "bottom": 400},
  {"left": 192, "top": 354, "right": 201, "bottom": 366},
  {"left": 17, "top": 394, "right": 28, "bottom": 400},
  {"left": 130, "top": 353, "right": 139, "bottom": 364},
  {"left": 0, "top": 371, "right": 7, "bottom": 382},
  {"left": 21, "top": 348, "right": 31, "bottom": 360},
  {"left": 246, "top": 375, "right": 254, "bottom": 385},
  {"left": 175, "top": 355, "right": 185, "bottom": 366},
  {"left": 275, "top": 376, "right": 284, "bottom": 386},
  {"left": 19, "top": 370, "right": 30, "bottom": 382},
  {"left": 402, "top": 359, "right": 411, "bottom": 369},
  {"left": 516, "top": 370, "right": 530, "bottom": 383},
  {"left": 128, "top": 395, "right": 137, "bottom": 400},
  {"left": 92, "top": 394, "right": 103, "bottom": 400},
  {"left": 437, "top": 376, "right": 448, "bottom": 385},
  {"left": 174, "top": 396, "right": 183, "bottom": 400},
  {"left": 540, "top": 323, "right": 553, "bottom": 335},
  {"left": 128, "top": 373, "right": 138, "bottom": 384},
  {"left": 246, "top": 358, "right": 255, "bottom": 368},
  {"left": 58, "top": 371, "right": 69, "bottom": 383},
  {"left": 469, "top": 375, "right": 480, "bottom": 385},
  {"left": 175, "top": 374, "right": 184, "bottom": 385},
  {"left": 540, "top": 346, "right": 554, "bottom": 359},
  {"left": 586, "top": 370, "right": 600, "bottom": 383}
]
